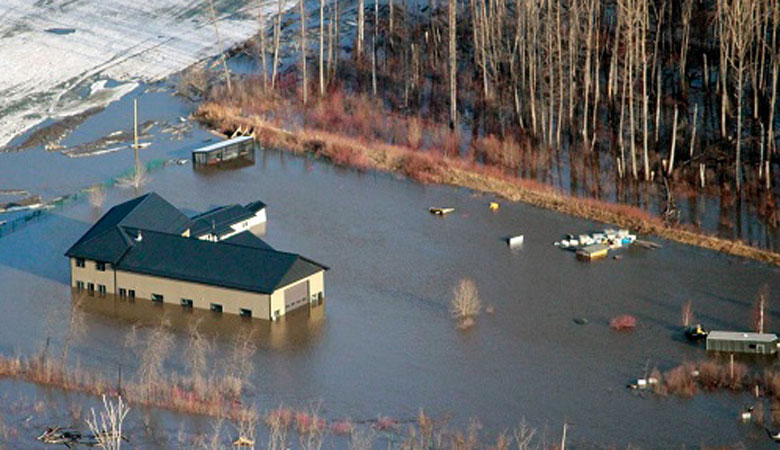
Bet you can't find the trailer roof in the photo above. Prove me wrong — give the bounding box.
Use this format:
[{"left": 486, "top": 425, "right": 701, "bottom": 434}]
[
  {"left": 192, "top": 136, "right": 254, "bottom": 153},
  {"left": 707, "top": 331, "right": 778, "bottom": 342}
]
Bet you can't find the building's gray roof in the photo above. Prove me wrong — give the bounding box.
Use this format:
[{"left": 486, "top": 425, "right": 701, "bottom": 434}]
[
  {"left": 65, "top": 193, "right": 192, "bottom": 263},
  {"left": 192, "top": 136, "right": 253, "bottom": 154},
  {"left": 223, "top": 231, "right": 274, "bottom": 250},
  {"left": 116, "top": 228, "right": 325, "bottom": 294},
  {"left": 66, "top": 193, "right": 326, "bottom": 294},
  {"left": 244, "top": 200, "right": 266, "bottom": 214},
  {"left": 189, "top": 204, "right": 255, "bottom": 237},
  {"left": 707, "top": 331, "right": 778, "bottom": 342}
]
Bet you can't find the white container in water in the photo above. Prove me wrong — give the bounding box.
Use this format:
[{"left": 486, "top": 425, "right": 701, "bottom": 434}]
[{"left": 508, "top": 235, "right": 524, "bottom": 248}]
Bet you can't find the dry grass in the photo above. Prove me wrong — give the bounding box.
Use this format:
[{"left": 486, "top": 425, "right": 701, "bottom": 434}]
[{"left": 195, "top": 98, "right": 780, "bottom": 266}]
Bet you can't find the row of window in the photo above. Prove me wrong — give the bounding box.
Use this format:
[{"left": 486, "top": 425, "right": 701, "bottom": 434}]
[
  {"left": 75, "top": 284, "right": 258, "bottom": 318},
  {"left": 75, "top": 258, "right": 107, "bottom": 272},
  {"left": 75, "top": 281, "right": 106, "bottom": 297}
]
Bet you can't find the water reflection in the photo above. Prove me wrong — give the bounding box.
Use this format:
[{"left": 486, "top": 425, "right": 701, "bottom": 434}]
[{"left": 73, "top": 290, "right": 326, "bottom": 351}]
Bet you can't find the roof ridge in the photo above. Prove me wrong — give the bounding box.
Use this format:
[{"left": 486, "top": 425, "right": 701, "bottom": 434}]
[{"left": 121, "top": 226, "right": 300, "bottom": 258}]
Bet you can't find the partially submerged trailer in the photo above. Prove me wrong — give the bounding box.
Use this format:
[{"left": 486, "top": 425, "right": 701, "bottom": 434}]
[
  {"left": 706, "top": 331, "right": 778, "bottom": 355},
  {"left": 192, "top": 136, "right": 255, "bottom": 166}
]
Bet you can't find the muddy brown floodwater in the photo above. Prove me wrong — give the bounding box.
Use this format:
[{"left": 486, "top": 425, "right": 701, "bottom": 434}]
[{"left": 0, "top": 142, "right": 779, "bottom": 447}]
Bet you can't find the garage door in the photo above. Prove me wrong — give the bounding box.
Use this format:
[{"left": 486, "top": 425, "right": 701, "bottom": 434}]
[{"left": 284, "top": 281, "right": 309, "bottom": 311}]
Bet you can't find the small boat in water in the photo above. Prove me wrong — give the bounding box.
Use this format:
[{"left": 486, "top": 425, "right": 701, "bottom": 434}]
[
  {"left": 685, "top": 324, "right": 709, "bottom": 340},
  {"left": 429, "top": 207, "right": 454, "bottom": 216}
]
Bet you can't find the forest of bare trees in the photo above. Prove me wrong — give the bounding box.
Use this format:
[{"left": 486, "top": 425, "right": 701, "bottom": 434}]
[{"left": 202, "top": 0, "right": 780, "bottom": 240}]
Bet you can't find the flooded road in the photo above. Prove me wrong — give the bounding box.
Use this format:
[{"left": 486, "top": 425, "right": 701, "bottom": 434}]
[{"left": 1, "top": 125, "right": 780, "bottom": 447}]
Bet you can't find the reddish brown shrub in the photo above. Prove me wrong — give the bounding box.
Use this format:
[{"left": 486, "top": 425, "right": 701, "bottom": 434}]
[
  {"left": 697, "top": 361, "right": 723, "bottom": 390},
  {"left": 665, "top": 363, "right": 698, "bottom": 397},
  {"left": 401, "top": 153, "right": 444, "bottom": 183},
  {"left": 764, "top": 370, "right": 780, "bottom": 399},
  {"left": 609, "top": 315, "right": 637, "bottom": 331}
]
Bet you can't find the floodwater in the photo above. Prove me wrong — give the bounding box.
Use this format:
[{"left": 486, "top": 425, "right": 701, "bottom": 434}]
[
  {"left": 0, "top": 84, "right": 780, "bottom": 448},
  {"left": 1, "top": 136, "right": 780, "bottom": 447}
]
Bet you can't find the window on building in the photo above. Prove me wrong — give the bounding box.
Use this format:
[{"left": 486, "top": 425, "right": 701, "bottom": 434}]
[
  {"left": 96, "top": 262, "right": 106, "bottom": 271},
  {"left": 98, "top": 285, "right": 106, "bottom": 297},
  {"left": 128, "top": 290, "right": 135, "bottom": 299},
  {"left": 181, "top": 298, "right": 193, "bottom": 308},
  {"left": 75, "top": 258, "right": 85, "bottom": 268},
  {"left": 87, "top": 283, "right": 94, "bottom": 294},
  {"left": 151, "top": 294, "right": 164, "bottom": 303},
  {"left": 76, "top": 281, "right": 84, "bottom": 291},
  {"left": 118, "top": 288, "right": 127, "bottom": 298},
  {"left": 210, "top": 303, "right": 223, "bottom": 313},
  {"left": 239, "top": 308, "right": 252, "bottom": 318}
]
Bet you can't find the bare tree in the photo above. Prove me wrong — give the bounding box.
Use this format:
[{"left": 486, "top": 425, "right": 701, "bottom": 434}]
[
  {"left": 450, "top": 278, "right": 481, "bottom": 329},
  {"left": 85, "top": 395, "right": 129, "bottom": 450}
]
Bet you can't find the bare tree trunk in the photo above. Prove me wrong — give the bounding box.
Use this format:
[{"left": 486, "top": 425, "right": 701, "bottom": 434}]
[
  {"left": 258, "top": 0, "right": 269, "bottom": 90},
  {"left": 372, "top": 0, "right": 378, "bottom": 95},
  {"left": 668, "top": 105, "right": 679, "bottom": 176},
  {"left": 689, "top": 103, "right": 698, "bottom": 158},
  {"left": 640, "top": 0, "right": 650, "bottom": 181},
  {"left": 208, "top": 0, "right": 232, "bottom": 95},
  {"left": 357, "top": 0, "right": 365, "bottom": 59},
  {"left": 300, "top": 0, "right": 308, "bottom": 105},
  {"left": 449, "top": 0, "right": 457, "bottom": 128},
  {"left": 272, "top": 0, "right": 284, "bottom": 89},
  {"left": 319, "top": 0, "right": 325, "bottom": 96}
]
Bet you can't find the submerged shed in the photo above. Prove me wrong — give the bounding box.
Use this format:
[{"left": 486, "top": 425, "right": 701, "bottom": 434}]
[
  {"left": 192, "top": 136, "right": 255, "bottom": 166},
  {"left": 706, "top": 331, "right": 778, "bottom": 355}
]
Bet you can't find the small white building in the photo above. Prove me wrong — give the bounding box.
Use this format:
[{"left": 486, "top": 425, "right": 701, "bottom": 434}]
[{"left": 186, "top": 201, "right": 267, "bottom": 242}]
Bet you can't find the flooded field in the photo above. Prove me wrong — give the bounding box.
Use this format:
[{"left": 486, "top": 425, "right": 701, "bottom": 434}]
[{"left": 1, "top": 104, "right": 780, "bottom": 447}]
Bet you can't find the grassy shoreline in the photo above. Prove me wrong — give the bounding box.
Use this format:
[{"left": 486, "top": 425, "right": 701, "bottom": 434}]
[{"left": 196, "top": 102, "right": 780, "bottom": 266}]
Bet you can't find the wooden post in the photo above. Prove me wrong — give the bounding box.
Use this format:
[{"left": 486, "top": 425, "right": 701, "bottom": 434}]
[{"left": 730, "top": 353, "right": 735, "bottom": 383}]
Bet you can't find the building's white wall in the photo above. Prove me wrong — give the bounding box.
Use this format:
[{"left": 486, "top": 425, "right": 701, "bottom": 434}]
[
  {"left": 70, "top": 257, "right": 116, "bottom": 293},
  {"left": 115, "top": 270, "right": 272, "bottom": 318}
]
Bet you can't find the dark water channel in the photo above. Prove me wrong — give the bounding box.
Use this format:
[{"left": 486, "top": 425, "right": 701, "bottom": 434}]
[{"left": 0, "top": 83, "right": 779, "bottom": 448}]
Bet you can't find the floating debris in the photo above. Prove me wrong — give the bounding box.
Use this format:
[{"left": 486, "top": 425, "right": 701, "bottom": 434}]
[
  {"left": 573, "top": 317, "right": 588, "bottom": 325},
  {"left": 634, "top": 239, "right": 662, "bottom": 250},
  {"left": 489, "top": 202, "right": 500, "bottom": 211},
  {"left": 507, "top": 235, "right": 524, "bottom": 248},
  {"left": 37, "top": 427, "right": 82, "bottom": 446},
  {"left": 429, "top": 207, "right": 454, "bottom": 216},
  {"left": 233, "top": 436, "right": 255, "bottom": 447},
  {"left": 556, "top": 229, "right": 638, "bottom": 260}
]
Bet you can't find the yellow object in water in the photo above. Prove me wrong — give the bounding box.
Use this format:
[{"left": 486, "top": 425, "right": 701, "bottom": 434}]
[{"left": 489, "top": 202, "right": 500, "bottom": 211}]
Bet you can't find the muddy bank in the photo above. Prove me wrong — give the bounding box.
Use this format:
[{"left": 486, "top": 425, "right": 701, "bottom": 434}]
[{"left": 196, "top": 102, "right": 780, "bottom": 265}]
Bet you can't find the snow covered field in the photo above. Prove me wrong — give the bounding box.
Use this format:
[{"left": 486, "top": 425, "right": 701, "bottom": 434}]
[{"left": 0, "top": 0, "right": 270, "bottom": 149}]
